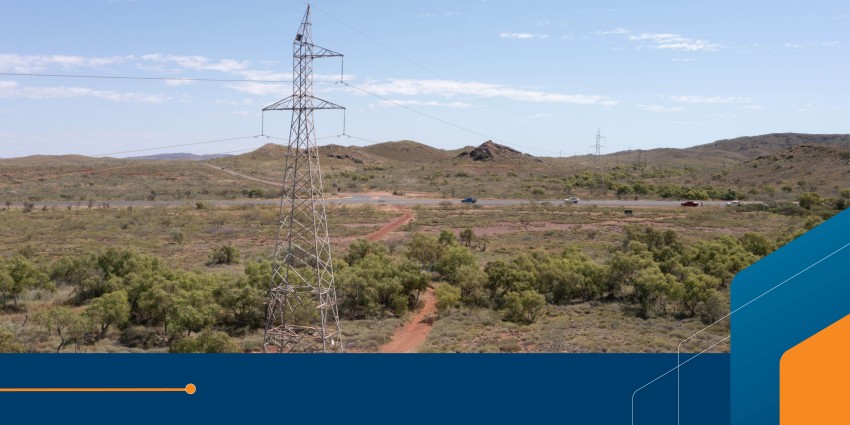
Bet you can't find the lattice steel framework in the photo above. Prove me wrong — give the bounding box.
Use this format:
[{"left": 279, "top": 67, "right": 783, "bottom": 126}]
[
  {"left": 591, "top": 128, "right": 606, "bottom": 173},
  {"left": 262, "top": 5, "right": 344, "bottom": 353}
]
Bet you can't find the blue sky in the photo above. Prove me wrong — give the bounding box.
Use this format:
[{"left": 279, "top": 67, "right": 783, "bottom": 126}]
[{"left": 1, "top": 0, "right": 848, "bottom": 158}]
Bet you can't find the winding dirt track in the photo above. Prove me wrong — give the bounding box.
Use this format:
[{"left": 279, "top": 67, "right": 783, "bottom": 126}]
[
  {"left": 366, "top": 205, "right": 414, "bottom": 241},
  {"left": 379, "top": 287, "right": 436, "bottom": 353},
  {"left": 354, "top": 204, "right": 436, "bottom": 353}
]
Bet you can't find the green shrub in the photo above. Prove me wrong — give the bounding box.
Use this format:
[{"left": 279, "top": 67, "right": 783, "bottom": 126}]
[
  {"left": 502, "top": 290, "right": 546, "bottom": 324},
  {"left": 434, "top": 284, "right": 461, "bottom": 312},
  {"left": 207, "top": 245, "right": 240, "bottom": 266},
  {"left": 798, "top": 192, "right": 821, "bottom": 210},
  {"left": 169, "top": 329, "right": 240, "bottom": 353}
]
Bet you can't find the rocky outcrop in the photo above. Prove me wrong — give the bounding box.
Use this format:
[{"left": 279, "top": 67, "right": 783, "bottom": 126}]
[{"left": 457, "top": 140, "right": 541, "bottom": 162}]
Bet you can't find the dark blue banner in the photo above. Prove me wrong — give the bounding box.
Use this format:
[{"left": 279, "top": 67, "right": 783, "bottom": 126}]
[{"left": 0, "top": 353, "right": 729, "bottom": 425}]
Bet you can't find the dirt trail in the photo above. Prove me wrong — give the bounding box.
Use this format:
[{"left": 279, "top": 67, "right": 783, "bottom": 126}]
[
  {"left": 366, "top": 205, "right": 414, "bottom": 241},
  {"left": 379, "top": 286, "right": 436, "bottom": 353},
  {"left": 200, "top": 163, "right": 280, "bottom": 186}
]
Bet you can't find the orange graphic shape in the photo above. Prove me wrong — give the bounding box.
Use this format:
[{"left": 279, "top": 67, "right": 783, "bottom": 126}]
[
  {"left": 780, "top": 313, "right": 850, "bottom": 424},
  {"left": 0, "top": 385, "right": 195, "bottom": 394}
]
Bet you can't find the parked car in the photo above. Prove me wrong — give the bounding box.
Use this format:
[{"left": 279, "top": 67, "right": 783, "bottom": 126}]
[
  {"left": 726, "top": 200, "right": 741, "bottom": 206},
  {"left": 565, "top": 197, "right": 580, "bottom": 204},
  {"left": 681, "top": 201, "right": 700, "bottom": 207},
  {"left": 461, "top": 197, "right": 477, "bottom": 204}
]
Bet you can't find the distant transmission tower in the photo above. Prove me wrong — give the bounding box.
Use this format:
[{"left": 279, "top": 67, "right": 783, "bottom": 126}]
[
  {"left": 591, "top": 128, "right": 606, "bottom": 173},
  {"left": 262, "top": 5, "right": 344, "bottom": 353}
]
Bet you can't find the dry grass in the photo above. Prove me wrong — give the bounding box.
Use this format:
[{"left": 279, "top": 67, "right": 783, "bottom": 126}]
[
  {"left": 421, "top": 304, "right": 729, "bottom": 353},
  {"left": 0, "top": 203, "right": 397, "bottom": 268}
]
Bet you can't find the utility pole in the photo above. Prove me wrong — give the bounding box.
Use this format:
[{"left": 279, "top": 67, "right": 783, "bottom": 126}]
[
  {"left": 262, "top": 5, "right": 344, "bottom": 353},
  {"left": 591, "top": 129, "right": 606, "bottom": 173}
]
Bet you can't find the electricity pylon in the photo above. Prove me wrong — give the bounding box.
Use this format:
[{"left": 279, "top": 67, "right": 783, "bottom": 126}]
[
  {"left": 591, "top": 129, "right": 606, "bottom": 173},
  {"left": 262, "top": 5, "right": 344, "bottom": 353}
]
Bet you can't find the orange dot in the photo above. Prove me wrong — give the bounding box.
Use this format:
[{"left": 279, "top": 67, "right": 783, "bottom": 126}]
[{"left": 185, "top": 383, "right": 196, "bottom": 395}]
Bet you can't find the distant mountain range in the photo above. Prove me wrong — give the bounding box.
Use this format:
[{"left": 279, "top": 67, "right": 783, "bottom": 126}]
[{"left": 2, "top": 132, "right": 847, "bottom": 203}]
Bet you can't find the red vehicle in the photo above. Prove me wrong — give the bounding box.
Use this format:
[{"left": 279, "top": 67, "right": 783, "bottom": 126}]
[{"left": 681, "top": 201, "right": 700, "bottom": 207}]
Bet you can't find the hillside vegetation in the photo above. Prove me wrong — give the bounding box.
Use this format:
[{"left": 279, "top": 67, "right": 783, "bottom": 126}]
[
  {"left": 0, "top": 193, "right": 841, "bottom": 353},
  {"left": 2, "top": 133, "right": 847, "bottom": 204}
]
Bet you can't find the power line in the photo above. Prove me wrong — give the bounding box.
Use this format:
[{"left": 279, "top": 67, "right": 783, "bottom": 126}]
[
  {"left": 7, "top": 146, "right": 263, "bottom": 184},
  {"left": 6, "top": 134, "right": 276, "bottom": 183},
  {"left": 0, "top": 72, "right": 305, "bottom": 84},
  {"left": 299, "top": 2, "right": 562, "bottom": 155},
  {"left": 303, "top": 1, "right": 448, "bottom": 80},
  {"left": 6, "top": 132, "right": 379, "bottom": 184},
  {"left": 92, "top": 135, "right": 266, "bottom": 157},
  {"left": 5, "top": 17, "right": 560, "bottom": 158},
  {"left": 341, "top": 81, "right": 559, "bottom": 155},
  {"left": 341, "top": 134, "right": 383, "bottom": 145}
]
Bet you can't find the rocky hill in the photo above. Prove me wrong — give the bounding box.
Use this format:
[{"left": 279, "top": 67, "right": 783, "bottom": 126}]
[
  {"left": 457, "top": 140, "right": 543, "bottom": 163},
  {"left": 362, "top": 140, "right": 452, "bottom": 163},
  {"left": 688, "top": 133, "right": 850, "bottom": 161}
]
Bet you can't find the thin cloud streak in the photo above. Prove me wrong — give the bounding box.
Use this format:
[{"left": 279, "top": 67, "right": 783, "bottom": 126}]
[
  {"left": 500, "top": 33, "right": 549, "bottom": 39},
  {"left": 355, "top": 79, "right": 618, "bottom": 106},
  {"left": 377, "top": 99, "right": 472, "bottom": 109},
  {"left": 669, "top": 95, "right": 751, "bottom": 104},
  {"left": 629, "top": 33, "right": 722, "bottom": 51},
  {"left": 0, "top": 80, "right": 166, "bottom": 103}
]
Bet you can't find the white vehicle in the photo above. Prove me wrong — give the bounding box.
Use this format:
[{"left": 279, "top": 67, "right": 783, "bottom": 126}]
[
  {"left": 565, "top": 197, "right": 580, "bottom": 204},
  {"left": 726, "top": 200, "right": 741, "bottom": 206}
]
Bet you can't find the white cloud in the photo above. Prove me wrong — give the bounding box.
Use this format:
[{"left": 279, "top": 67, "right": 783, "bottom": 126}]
[
  {"left": 822, "top": 41, "right": 840, "bottom": 47},
  {"left": 784, "top": 43, "right": 802, "bottom": 49},
  {"left": 0, "top": 80, "right": 165, "bottom": 103},
  {"left": 536, "top": 19, "right": 551, "bottom": 27},
  {"left": 0, "top": 54, "right": 126, "bottom": 72},
  {"left": 377, "top": 99, "right": 472, "bottom": 109},
  {"left": 629, "top": 33, "right": 721, "bottom": 51},
  {"left": 0, "top": 52, "right": 256, "bottom": 75},
  {"left": 637, "top": 104, "right": 682, "bottom": 112},
  {"left": 500, "top": 33, "right": 549, "bottom": 40},
  {"left": 668, "top": 95, "right": 751, "bottom": 104},
  {"left": 138, "top": 54, "right": 249, "bottom": 73},
  {"left": 595, "top": 28, "right": 629, "bottom": 35},
  {"left": 742, "top": 105, "right": 764, "bottom": 111},
  {"left": 672, "top": 58, "right": 697, "bottom": 62},
  {"left": 354, "top": 79, "right": 617, "bottom": 106}
]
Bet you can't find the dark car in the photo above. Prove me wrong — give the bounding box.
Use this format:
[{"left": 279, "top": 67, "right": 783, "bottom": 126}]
[
  {"left": 461, "top": 197, "right": 477, "bottom": 204},
  {"left": 681, "top": 201, "right": 700, "bottom": 207}
]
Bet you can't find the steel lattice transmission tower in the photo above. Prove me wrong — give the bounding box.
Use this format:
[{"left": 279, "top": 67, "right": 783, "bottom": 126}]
[
  {"left": 262, "top": 5, "right": 344, "bottom": 353},
  {"left": 591, "top": 128, "right": 606, "bottom": 173}
]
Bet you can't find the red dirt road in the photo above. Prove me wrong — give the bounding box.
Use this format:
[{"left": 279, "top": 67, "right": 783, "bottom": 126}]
[
  {"left": 366, "top": 206, "right": 414, "bottom": 242},
  {"left": 379, "top": 287, "right": 436, "bottom": 353}
]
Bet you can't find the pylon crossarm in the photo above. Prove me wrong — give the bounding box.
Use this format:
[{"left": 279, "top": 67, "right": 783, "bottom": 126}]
[
  {"left": 299, "top": 43, "right": 342, "bottom": 58},
  {"left": 263, "top": 95, "right": 345, "bottom": 111}
]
